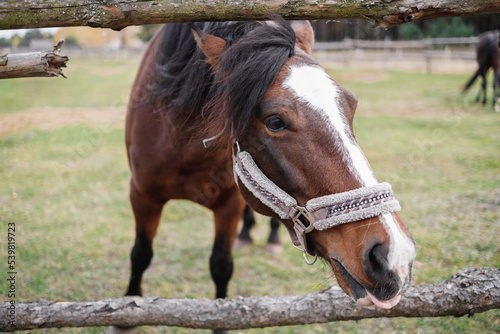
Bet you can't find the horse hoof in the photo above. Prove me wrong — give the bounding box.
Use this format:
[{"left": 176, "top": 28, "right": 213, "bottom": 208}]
[
  {"left": 106, "top": 326, "right": 138, "bottom": 334},
  {"left": 264, "top": 243, "right": 283, "bottom": 255},
  {"left": 233, "top": 237, "right": 253, "bottom": 250}
]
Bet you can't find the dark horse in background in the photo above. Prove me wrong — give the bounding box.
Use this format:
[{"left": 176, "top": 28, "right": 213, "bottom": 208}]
[
  {"left": 116, "top": 16, "right": 416, "bottom": 333},
  {"left": 462, "top": 30, "right": 500, "bottom": 111}
]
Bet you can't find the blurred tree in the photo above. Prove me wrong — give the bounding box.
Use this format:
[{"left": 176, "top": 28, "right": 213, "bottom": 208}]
[
  {"left": 11, "top": 35, "right": 20, "bottom": 48},
  {"left": 0, "top": 37, "right": 11, "bottom": 47},
  {"left": 312, "top": 14, "right": 496, "bottom": 41},
  {"left": 24, "top": 29, "right": 44, "bottom": 40},
  {"left": 398, "top": 22, "right": 424, "bottom": 40},
  {"left": 137, "top": 25, "right": 160, "bottom": 42},
  {"left": 64, "top": 35, "right": 79, "bottom": 46},
  {"left": 463, "top": 14, "right": 500, "bottom": 32},
  {"left": 18, "top": 29, "right": 44, "bottom": 47},
  {"left": 426, "top": 17, "right": 477, "bottom": 38}
]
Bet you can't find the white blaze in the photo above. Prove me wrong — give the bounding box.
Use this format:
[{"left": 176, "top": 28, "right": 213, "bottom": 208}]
[
  {"left": 380, "top": 213, "right": 416, "bottom": 273},
  {"left": 283, "top": 65, "right": 377, "bottom": 187},
  {"left": 283, "top": 65, "right": 415, "bottom": 273}
]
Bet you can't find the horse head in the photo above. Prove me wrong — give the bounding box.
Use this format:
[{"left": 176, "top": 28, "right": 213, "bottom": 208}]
[{"left": 193, "top": 18, "right": 416, "bottom": 309}]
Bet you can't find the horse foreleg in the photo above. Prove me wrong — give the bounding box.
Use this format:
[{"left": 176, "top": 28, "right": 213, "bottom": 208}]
[
  {"left": 209, "top": 192, "right": 244, "bottom": 334},
  {"left": 109, "top": 185, "right": 166, "bottom": 334},
  {"left": 210, "top": 190, "right": 246, "bottom": 300},
  {"left": 125, "top": 184, "right": 166, "bottom": 296}
]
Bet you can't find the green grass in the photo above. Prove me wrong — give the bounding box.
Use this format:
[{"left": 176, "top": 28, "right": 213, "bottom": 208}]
[
  {"left": 0, "top": 58, "right": 138, "bottom": 114},
  {"left": 0, "top": 58, "right": 498, "bottom": 333}
]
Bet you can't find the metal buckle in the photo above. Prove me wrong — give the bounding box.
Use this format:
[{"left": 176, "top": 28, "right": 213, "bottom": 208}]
[
  {"left": 292, "top": 206, "right": 315, "bottom": 233},
  {"left": 291, "top": 206, "right": 317, "bottom": 265}
]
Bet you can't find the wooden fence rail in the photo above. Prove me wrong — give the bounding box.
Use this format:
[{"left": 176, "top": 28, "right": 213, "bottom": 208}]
[
  {"left": 2, "top": 268, "right": 499, "bottom": 332},
  {"left": 312, "top": 37, "right": 480, "bottom": 73},
  {"left": 0, "top": 40, "right": 68, "bottom": 79},
  {"left": 1, "top": 0, "right": 500, "bottom": 31},
  {"left": 313, "top": 37, "right": 481, "bottom": 51}
]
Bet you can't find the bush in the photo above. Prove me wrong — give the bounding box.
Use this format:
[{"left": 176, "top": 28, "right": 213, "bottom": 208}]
[
  {"left": 0, "top": 37, "right": 11, "bottom": 48},
  {"left": 398, "top": 23, "right": 424, "bottom": 40},
  {"left": 64, "top": 36, "right": 79, "bottom": 46},
  {"left": 137, "top": 25, "right": 160, "bottom": 42},
  {"left": 426, "top": 17, "right": 477, "bottom": 38}
]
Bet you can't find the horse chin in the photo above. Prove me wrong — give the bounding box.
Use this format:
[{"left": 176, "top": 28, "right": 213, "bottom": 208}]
[{"left": 330, "top": 258, "right": 403, "bottom": 310}]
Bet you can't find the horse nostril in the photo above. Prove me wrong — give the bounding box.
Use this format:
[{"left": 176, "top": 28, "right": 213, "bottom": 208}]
[
  {"left": 363, "top": 243, "right": 404, "bottom": 300},
  {"left": 369, "top": 244, "right": 387, "bottom": 271},
  {"left": 364, "top": 243, "right": 392, "bottom": 284}
]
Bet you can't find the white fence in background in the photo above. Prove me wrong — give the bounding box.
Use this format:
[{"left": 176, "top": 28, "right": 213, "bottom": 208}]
[{"left": 313, "top": 37, "right": 479, "bottom": 74}]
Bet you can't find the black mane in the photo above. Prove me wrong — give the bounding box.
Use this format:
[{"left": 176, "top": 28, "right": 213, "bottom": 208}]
[{"left": 154, "top": 17, "right": 296, "bottom": 141}]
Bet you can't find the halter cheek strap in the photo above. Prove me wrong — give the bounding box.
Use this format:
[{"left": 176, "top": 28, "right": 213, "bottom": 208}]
[{"left": 233, "top": 145, "right": 401, "bottom": 262}]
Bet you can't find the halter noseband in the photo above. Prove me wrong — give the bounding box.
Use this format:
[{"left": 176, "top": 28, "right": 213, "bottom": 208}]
[{"left": 232, "top": 142, "right": 401, "bottom": 264}]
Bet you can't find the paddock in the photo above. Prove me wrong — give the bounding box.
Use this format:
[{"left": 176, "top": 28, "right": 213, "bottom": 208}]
[{"left": 1, "top": 49, "right": 498, "bottom": 332}]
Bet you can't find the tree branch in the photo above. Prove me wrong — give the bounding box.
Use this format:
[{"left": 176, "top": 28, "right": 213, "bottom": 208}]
[
  {"left": 1, "top": 268, "right": 499, "bottom": 332},
  {"left": 0, "top": 39, "right": 68, "bottom": 79},
  {"left": 0, "top": 0, "right": 499, "bottom": 30}
]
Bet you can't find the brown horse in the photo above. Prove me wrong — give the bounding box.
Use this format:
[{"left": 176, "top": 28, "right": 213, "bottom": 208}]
[
  {"left": 462, "top": 30, "right": 500, "bottom": 111},
  {"left": 122, "top": 17, "right": 416, "bottom": 330}
]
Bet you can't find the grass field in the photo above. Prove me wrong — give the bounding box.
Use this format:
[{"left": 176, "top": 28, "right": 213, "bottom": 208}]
[{"left": 0, "top": 56, "right": 499, "bottom": 333}]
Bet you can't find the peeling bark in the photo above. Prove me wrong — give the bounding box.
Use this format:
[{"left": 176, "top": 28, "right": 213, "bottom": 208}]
[
  {"left": 0, "top": 40, "right": 68, "bottom": 79},
  {"left": 0, "top": 0, "right": 499, "bottom": 30},
  {"left": 1, "top": 268, "right": 499, "bottom": 332}
]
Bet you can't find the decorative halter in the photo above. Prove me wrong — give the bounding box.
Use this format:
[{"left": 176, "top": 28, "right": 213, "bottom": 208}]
[{"left": 232, "top": 143, "right": 401, "bottom": 264}]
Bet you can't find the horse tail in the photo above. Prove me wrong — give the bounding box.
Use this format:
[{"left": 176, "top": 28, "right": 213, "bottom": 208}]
[
  {"left": 462, "top": 68, "right": 482, "bottom": 94},
  {"left": 462, "top": 69, "right": 481, "bottom": 93}
]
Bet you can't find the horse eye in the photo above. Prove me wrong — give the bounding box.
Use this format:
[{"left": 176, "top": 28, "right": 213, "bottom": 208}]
[{"left": 265, "top": 116, "right": 287, "bottom": 132}]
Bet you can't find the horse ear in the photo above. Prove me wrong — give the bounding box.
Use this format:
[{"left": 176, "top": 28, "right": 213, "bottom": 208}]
[
  {"left": 191, "top": 27, "right": 227, "bottom": 68},
  {"left": 290, "top": 21, "right": 314, "bottom": 55}
]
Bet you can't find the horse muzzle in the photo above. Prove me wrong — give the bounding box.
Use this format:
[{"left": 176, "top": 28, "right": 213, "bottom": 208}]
[{"left": 330, "top": 241, "right": 414, "bottom": 309}]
